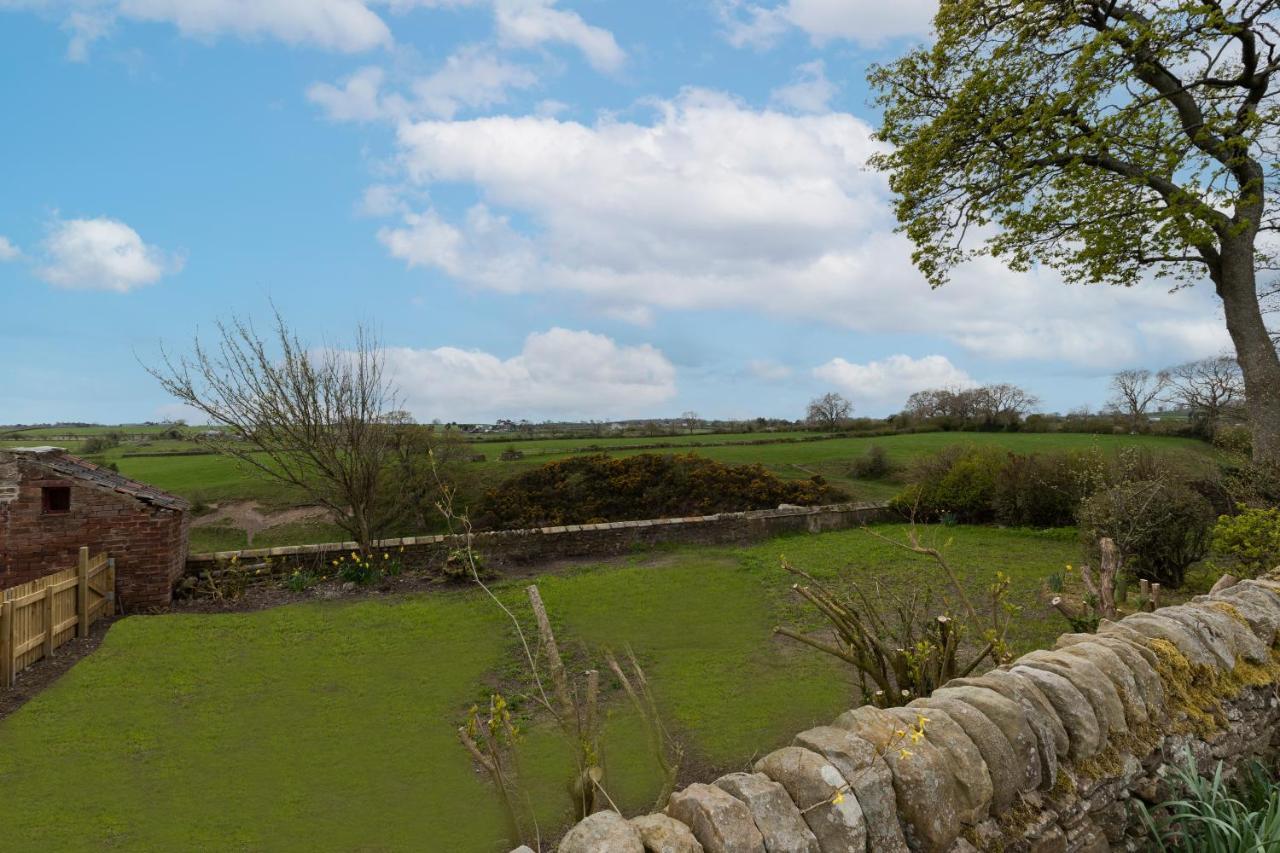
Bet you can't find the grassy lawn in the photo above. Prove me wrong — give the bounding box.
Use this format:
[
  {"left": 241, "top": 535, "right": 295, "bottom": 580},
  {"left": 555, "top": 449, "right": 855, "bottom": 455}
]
[{"left": 0, "top": 524, "right": 1092, "bottom": 851}]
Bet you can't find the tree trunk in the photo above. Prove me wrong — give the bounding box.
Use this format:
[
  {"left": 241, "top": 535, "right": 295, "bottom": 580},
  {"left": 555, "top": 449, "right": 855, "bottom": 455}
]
[{"left": 1218, "top": 239, "right": 1280, "bottom": 466}]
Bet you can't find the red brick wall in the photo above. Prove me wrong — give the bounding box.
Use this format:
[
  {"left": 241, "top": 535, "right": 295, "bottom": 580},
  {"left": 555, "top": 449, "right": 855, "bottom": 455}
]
[{"left": 0, "top": 459, "right": 189, "bottom": 609}]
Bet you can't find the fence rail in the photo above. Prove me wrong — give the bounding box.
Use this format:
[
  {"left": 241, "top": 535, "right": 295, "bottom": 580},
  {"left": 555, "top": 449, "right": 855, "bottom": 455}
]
[{"left": 0, "top": 548, "right": 114, "bottom": 686}]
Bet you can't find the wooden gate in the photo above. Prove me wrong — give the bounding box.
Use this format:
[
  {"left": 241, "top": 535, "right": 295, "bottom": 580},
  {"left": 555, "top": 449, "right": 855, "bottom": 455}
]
[{"left": 0, "top": 548, "right": 115, "bottom": 686}]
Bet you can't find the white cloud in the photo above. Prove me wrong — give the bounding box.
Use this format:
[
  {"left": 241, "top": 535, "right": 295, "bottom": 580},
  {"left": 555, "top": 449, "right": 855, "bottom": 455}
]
[
  {"left": 308, "top": 66, "right": 390, "bottom": 122},
  {"left": 495, "top": 0, "right": 624, "bottom": 72},
  {"left": 5, "top": 0, "right": 395, "bottom": 56},
  {"left": 376, "top": 88, "right": 1226, "bottom": 369},
  {"left": 770, "top": 59, "right": 837, "bottom": 113},
  {"left": 814, "top": 354, "right": 976, "bottom": 407},
  {"left": 308, "top": 47, "right": 538, "bottom": 123},
  {"left": 382, "top": 328, "right": 676, "bottom": 420},
  {"left": 0, "top": 236, "right": 20, "bottom": 261},
  {"left": 721, "top": 0, "right": 937, "bottom": 48},
  {"left": 35, "top": 217, "right": 182, "bottom": 292}
]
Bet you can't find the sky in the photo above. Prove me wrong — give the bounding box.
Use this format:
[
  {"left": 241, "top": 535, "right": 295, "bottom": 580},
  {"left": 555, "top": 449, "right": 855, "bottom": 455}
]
[{"left": 0, "top": 0, "right": 1232, "bottom": 425}]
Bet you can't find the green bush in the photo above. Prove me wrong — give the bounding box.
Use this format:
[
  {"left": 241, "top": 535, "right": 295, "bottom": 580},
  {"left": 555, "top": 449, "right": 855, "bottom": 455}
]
[
  {"left": 475, "top": 453, "right": 848, "bottom": 529},
  {"left": 1078, "top": 479, "right": 1214, "bottom": 589},
  {"left": 1212, "top": 424, "right": 1253, "bottom": 458},
  {"left": 992, "top": 451, "right": 1097, "bottom": 527},
  {"left": 850, "top": 445, "right": 895, "bottom": 480},
  {"left": 890, "top": 445, "right": 1004, "bottom": 523},
  {"left": 1209, "top": 506, "right": 1280, "bottom": 579}
]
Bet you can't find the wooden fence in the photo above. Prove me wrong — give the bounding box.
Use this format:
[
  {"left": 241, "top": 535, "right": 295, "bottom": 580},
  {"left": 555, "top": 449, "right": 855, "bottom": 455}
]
[{"left": 0, "top": 548, "right": 115, "bottom": 687}]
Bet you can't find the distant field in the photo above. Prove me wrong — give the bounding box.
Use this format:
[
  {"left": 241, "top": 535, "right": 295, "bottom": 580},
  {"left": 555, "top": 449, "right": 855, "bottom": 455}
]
[{"left": 6, "top": 426, "right": 1222, "bottom": 550}]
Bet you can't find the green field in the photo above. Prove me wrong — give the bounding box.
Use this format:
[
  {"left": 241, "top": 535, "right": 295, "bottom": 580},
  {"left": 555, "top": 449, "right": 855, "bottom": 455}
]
[
  {"left": 3, "top": 426, "right": 1223, "bottom": 552},
  {"left": 0, "top": 523, "right": 1120, "bottom": 852}
]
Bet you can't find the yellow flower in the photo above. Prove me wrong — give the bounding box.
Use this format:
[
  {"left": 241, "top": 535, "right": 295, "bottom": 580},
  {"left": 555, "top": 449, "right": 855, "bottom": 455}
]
[
  {"left": 899, "top": 748, "right": 913, "bottom": 760},
  {"left": 894, "top": 729, "right": 906, "bottom": 739},
  {"left": 915, "top": 713, "right": 930, "bottom": 726},
  {"left": 831, "top": 790, "right": 845, "bottom": 805},
  {"left": 909, "top": 729, "right": 924, "bottom": 744},
  {"left": 383, "top": 553, "right": 389, "bottom": 560},
  {"left": 332, "top": 560, "right": 339, "bottom": 567}
]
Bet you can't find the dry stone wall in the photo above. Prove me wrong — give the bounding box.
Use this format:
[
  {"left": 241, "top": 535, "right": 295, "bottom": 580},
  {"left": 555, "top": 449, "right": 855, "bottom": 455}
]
[
  {"left": 183, "top": 503, "right": 891, "bottom": 585},
  {"left": 545, "top": 571, "right": 1280, "bottom": 853}
]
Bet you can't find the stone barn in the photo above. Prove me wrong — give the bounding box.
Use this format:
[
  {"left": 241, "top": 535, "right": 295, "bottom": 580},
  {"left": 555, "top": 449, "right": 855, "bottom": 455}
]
[{"left": 0, "top": 447, "right": 190, "bottom": 609}]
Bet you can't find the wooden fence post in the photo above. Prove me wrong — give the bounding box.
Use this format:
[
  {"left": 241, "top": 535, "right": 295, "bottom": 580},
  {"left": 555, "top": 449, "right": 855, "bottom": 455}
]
[
  {"left": 42, "top": 586, "right": 54, "bottom": 659},
  {"left": 107, "top": 557, "right": 116, "bottom": 617},
  {"left": 0, "top": 600, "right": 11, "bottom": 688},
  {"left": 77, "top": 547, "right": 90, "bottom": 639}
]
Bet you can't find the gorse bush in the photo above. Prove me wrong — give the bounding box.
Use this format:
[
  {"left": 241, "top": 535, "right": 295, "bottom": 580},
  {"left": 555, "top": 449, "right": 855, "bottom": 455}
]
[
  {"left": 1140, "top": 754, "right": 1280, "bottom": 852},
  {"left": 1210, "top": 506, "right": 1280, "bottom": 579},
  {"left": 1077, "top": 480, "right": 1214, "bottom": 589},
  {"left": 476, "top": 453, "right": 847, "bottom": 529}
]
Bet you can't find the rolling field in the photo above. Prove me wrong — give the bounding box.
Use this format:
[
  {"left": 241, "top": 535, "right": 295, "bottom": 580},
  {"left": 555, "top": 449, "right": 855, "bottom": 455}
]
[
  {"left": 3, "top": 425, "right": 1222, "bottom": 552},
  {"left": 0, "top": 523, "right": 1117, "bottom": 852}
]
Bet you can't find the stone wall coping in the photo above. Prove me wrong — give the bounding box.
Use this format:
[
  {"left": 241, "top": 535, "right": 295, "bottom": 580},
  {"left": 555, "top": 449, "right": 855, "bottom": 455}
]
[
  {"left": 549, "top": 568, "right": 1280, "bottom": 853},
  {"left": 186, "top": 502, "right": 887, "bottom": 564}
]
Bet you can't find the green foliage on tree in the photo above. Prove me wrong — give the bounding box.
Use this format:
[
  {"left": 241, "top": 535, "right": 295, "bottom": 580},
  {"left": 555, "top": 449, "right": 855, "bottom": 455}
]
[{"left": 870, "top": 1, "right": 1280, "bottom": 464}]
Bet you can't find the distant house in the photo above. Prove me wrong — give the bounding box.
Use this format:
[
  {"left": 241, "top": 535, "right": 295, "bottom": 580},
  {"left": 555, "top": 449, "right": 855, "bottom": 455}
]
[{"left": 0, "top": 448, "right": 190, "bottom": 609}]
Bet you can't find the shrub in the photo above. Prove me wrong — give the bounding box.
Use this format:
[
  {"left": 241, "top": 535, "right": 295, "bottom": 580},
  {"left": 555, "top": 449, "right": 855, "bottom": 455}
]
[
  {"left": 82, "top": 433, "right": 121, "bottom": 454},
  {"left": 993, "top": 451, "right": 1097, "bottom": 527},
  {"left": 475, "top": 453, "right": 847, "bottom": 529},
  {"left": 850, "top": 445, "right": 895, "bottom": 480},
  {"left": 1209, "top": 506, "right": 1280, "bottom": 579},
  {"left": 1077, "top": 479, "right": 1214, "bottom": 588},
  {"left": 890, "top": 445, "right": 1005, "bottom": 523},
  {"left": 1213, "top": 424, "right": 1253, "bottom": 457}
]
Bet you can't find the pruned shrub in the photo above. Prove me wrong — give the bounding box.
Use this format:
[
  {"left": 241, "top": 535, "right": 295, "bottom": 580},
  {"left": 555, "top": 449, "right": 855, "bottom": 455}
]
[
  {"left": 475, "top": 453, "right": 847, "bottom": 529},
  {"left": 1077, "top": 479, "right": 1214, "bottom": 588},
  {"left": 850, "top": 445, "right": 896, "bottom": 479},
  {"left": 1209, "top": 506, "right": 1280, "bottom": 579}
]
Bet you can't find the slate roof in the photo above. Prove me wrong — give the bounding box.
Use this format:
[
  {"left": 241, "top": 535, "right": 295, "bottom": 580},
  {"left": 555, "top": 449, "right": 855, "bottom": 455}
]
[{"left": 4, "top": 448, "right": 189, "bottom": 511}]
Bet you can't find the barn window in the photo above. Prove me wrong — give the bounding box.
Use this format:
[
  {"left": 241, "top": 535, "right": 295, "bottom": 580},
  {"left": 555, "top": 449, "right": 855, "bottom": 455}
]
[{"left": 41, "top": 486, "right": 71, "bottom": 514}]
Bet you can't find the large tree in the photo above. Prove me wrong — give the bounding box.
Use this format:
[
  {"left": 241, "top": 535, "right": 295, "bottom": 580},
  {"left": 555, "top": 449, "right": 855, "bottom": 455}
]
[
  {"left": 871, "top": 1, "right": 1280, "bottom": 464},
  {"left": 806, "top": 392, "right": 854, "bottom": 430}
]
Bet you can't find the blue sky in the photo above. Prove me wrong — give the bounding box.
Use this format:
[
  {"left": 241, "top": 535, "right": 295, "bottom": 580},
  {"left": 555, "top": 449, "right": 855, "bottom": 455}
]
[{"left": 0, "top": 0, "right": 1229, "bottom": 425}]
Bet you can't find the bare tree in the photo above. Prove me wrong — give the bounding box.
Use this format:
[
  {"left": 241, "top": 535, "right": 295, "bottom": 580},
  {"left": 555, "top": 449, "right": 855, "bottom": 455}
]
[
  {"left": 680, "top": 410, "right": 700, "bottom": 434},
  {"left": 1164, "top": 356, "right": 1245, "bottom": 438},
  {"left": 1108, "top": 369, "right": 1170, "bottom": 433},
  {"left": 146, "top": 308, "right": 400, "bottom": 551},
  {"left": 975, "top": 383, "right": 1040, "bottom": 428},
  {"left": 903, "top": 384, "right": 1037, "bottom": 429},
  {"left": 806, "top": 392, "right": 853, "bottom": 431}
]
